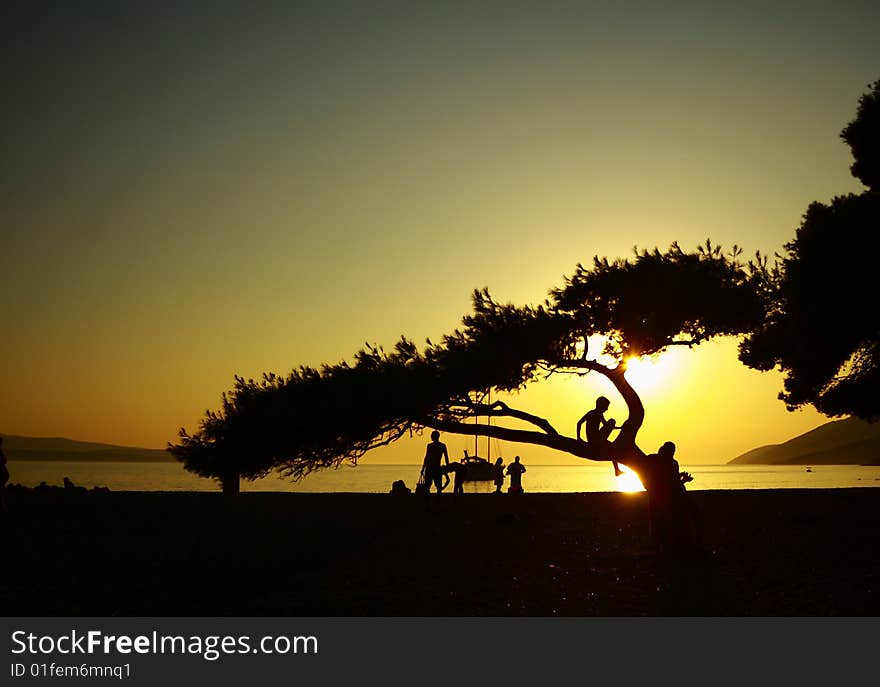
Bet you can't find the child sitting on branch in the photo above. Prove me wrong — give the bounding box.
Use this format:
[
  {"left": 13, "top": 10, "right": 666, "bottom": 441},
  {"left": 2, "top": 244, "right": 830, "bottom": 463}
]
[{"left": 576, "top": 396, "right": 623, "bottom": 476}]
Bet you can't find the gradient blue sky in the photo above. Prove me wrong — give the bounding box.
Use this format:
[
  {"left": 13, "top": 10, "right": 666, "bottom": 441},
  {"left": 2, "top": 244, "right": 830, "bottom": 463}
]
[{"left": 3, "top": 1, "right": 878, "bottom": 465}]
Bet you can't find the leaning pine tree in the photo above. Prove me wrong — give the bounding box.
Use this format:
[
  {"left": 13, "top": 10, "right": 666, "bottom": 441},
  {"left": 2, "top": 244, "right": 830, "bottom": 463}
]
[
  {"left": 170, "top": 241, "right": 766, "bottom": 499},
  {"left": 172, "top": 79, "right": 880, "bottom": 506}
]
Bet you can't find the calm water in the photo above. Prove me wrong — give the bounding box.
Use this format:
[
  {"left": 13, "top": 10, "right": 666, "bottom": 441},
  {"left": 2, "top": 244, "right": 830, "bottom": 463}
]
[{"left": 9, "top": 460, "right": 880, "bottom": 493}]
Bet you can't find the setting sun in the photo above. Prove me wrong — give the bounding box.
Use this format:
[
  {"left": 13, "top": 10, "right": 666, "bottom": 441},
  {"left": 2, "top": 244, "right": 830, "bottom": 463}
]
[
  {"left": 614, "top": 464, "right": 645, "bottom": 493},
  {"left": 623, "top": 356, "right": 669, "bottom": 392}
]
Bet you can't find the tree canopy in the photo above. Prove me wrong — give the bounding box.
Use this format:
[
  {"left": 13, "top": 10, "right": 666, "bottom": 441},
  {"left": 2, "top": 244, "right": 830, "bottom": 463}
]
[
  {"left": 170, "top": 242, "right": 763, "bottom": 486},
  {"left": 840, "top": 78, "right": 880, "bottom": 191},
  {"left": 739, "top": 79, "right": 880, "bottom": 420}
]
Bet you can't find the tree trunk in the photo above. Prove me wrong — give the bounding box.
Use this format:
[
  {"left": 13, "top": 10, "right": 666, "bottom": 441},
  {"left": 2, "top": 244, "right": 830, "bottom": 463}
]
[
  {"left": 221, "top": 472, "right": 240, "bottom": 496},
  {"left": 593, "top": 360, "right": 649, "bottom": 471},
  {"left": 428, "top": 360, "right": 702, "bottom": 554}
]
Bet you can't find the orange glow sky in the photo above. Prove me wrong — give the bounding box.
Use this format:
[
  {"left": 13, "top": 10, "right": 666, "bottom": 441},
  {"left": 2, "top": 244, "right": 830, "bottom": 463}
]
[{"left": 3, "top": 3, "right": 878, "bottom": 464}]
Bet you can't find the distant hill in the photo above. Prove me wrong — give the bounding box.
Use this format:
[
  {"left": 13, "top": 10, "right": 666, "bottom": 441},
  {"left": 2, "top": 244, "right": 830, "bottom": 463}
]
[
  {"left": 1, "top": 434, "right": 173, "bottom": 462},
  {"left": 728, "top": 417, "right": 880, "bottom": 465}
]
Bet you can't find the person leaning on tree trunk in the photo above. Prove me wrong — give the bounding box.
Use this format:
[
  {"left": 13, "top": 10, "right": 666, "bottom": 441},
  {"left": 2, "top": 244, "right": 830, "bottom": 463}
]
[{"left": 641, "top": 441, "right": 701, "bottom": 555}]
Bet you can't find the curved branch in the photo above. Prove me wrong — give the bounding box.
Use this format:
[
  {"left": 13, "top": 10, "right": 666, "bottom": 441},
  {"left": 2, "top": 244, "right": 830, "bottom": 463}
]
[
  {"left": 424, "top": 418, "right": 594, "bottom": 458},
  {"left": 548, "top": 358, "right": 645, "bottom": 444},
  {"left": 447, "top": 400, "right": 560, "bottom": 435},
  {"left": 663, "top": 338, "right": 701, "bottom": 348},
  {"left": 431, "top": 358, "right": 650, "bottom": 468}
]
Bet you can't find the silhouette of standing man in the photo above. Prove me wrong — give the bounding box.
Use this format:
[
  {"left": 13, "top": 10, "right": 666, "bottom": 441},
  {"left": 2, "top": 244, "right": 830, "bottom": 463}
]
[
  {"left": 506, "top": 455, "right": 526, "bottom": 494},
  {"left": 421, "top": 430, "right": 450, "bottom": 494},
  {"left": 577, "top": 396, "right": 623, "bottom": 476}
]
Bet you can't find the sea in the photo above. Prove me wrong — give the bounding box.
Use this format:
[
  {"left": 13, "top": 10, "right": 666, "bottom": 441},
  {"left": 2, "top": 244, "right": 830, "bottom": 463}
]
[{"left": 8, "top": 460, "right": 880, "bottom": 493}]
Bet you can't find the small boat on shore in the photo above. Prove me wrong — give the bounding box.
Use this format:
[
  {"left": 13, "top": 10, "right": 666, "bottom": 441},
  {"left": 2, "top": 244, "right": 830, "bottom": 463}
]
[
  {"left": 458, "top": 390, "right": 502, "bottom": 482},
  {"left": 460, "top": 451, "right": 494, "bottom": 482}
]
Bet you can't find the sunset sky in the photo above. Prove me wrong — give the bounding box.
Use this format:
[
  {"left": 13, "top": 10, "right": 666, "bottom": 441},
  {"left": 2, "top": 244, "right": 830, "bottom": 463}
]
[{"left": 4, "top": 2, "right": 879, "bottom": 467}]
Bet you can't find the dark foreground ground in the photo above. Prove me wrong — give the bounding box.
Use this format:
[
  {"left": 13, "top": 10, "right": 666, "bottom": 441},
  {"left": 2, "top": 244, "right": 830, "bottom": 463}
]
[{"left": 2, "top": 488, "right": 878, "bottom": 615}]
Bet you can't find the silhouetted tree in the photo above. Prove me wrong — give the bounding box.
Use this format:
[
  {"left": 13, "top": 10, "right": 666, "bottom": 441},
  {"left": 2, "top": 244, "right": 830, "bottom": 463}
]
[
  {"left": 841, "top": 79, "right": 880, "bottom": 191},
  {"left": 170, "top": 242, "right": 764, "bottom": 495},
  {"left": 171, "top": 79, "right": 880, "bottom": 492},
  {"left": 171, "top": 389, "right": 280, "bottom": 495},
  {"left": 740, "top": 79, "right": 880, "bottom": 419}
]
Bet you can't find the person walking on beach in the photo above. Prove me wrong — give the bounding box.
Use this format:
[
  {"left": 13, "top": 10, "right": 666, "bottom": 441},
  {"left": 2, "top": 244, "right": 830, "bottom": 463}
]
[
  {"left": 0, "top": 436, "right": 9, "bottom": 514},
  {"left": 577, "top": 396, "right": 623, "bottom": 476},
  {"left": 506, "top": 455, "right": 526, "bottom": 494},
  {"left": 420, "top": 430, "right": 450, "bottom": 494},
  {"left": 493, "top": 457, "right": 505, "bottom": 493}
]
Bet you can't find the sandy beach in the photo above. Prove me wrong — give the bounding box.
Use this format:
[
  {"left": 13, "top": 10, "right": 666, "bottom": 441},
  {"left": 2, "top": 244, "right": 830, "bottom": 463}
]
[{"left": 2, "top": 488, "right": 878, "bottom": 616}]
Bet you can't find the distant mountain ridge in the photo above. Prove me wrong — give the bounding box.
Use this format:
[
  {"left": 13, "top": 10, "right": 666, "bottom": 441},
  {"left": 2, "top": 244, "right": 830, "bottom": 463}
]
[
  {"left": 1, "top": 434, "right": 172, "bottom": 462},
  {"left": 728, "top": 417, "right": 880, "bottom": 465}
]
